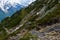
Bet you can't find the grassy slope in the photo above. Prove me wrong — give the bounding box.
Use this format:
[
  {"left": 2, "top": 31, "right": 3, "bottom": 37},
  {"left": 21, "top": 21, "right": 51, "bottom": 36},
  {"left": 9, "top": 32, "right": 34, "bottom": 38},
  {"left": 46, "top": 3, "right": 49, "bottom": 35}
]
[
  {"left": 0, "top": 0, "right": 60, "bottom": 40},
  {"left": 37, "top": 3, "right": 60, "bottom": 26}
]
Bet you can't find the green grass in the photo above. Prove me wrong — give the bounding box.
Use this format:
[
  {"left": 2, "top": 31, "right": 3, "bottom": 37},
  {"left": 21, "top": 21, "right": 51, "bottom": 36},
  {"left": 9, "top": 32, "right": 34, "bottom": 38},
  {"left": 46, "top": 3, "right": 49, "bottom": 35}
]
[
  {"left": 0, "top": 0, "right": 60, "bottom": 40},
  {"left": 37, "top": 3, "right": 60, "bottom": 26}
]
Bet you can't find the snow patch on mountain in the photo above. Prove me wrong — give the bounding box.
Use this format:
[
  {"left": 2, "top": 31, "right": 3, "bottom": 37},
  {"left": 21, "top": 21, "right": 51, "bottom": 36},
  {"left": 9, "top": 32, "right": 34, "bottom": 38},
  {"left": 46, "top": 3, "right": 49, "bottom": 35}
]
[{"left": 0, "top": 0, "right": 36, "bottom": 13}]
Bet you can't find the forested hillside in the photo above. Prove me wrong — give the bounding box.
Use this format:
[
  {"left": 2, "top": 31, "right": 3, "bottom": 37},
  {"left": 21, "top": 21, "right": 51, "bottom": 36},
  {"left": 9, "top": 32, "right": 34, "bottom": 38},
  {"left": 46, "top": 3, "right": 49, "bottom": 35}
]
[{"left": 0, "top": 0, "right": 60, "bottom": 40}]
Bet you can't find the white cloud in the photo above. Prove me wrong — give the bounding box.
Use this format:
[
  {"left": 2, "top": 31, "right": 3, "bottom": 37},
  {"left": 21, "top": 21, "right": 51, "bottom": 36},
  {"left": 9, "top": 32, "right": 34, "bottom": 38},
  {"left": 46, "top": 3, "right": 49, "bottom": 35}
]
[{"left": 0, "top": 0, "right": 36, "bottom": 13}]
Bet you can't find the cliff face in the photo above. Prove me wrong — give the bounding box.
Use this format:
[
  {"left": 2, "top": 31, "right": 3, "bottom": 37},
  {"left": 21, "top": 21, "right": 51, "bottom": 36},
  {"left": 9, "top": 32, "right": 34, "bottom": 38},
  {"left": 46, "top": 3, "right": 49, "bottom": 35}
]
[{"left": 0, "top": 0, "right": 60, "bottom": 40}]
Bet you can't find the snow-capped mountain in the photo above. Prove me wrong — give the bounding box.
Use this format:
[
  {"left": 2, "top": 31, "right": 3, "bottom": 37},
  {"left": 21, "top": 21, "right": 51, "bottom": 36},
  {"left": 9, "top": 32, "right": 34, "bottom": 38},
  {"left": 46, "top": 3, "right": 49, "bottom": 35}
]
[
  {"left": 0, "top": 0, "right": 36, "bottom": 13},
  {"left": 0, "top": 0, "right": 36, "bottom": 21}
]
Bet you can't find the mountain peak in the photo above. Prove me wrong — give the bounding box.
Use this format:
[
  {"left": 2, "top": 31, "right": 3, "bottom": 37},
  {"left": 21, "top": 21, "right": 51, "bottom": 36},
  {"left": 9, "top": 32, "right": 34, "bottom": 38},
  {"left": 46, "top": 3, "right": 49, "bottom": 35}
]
[{"left": 0, "top": 0, "right": 36, "bottom": 13}]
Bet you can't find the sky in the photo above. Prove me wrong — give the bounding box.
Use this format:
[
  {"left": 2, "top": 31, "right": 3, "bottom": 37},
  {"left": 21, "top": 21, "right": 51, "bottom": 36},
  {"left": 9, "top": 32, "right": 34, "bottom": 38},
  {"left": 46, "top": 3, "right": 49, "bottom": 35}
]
[{"left": 0, "top": 0, "right": 36, "bottom": 13}]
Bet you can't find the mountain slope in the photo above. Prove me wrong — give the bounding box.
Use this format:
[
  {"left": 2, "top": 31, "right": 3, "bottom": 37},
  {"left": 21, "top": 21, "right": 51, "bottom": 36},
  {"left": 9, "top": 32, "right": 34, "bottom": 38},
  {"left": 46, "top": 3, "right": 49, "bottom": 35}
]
[{"left": 0, "top": 0, "right": 60, "bottom": 40}]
